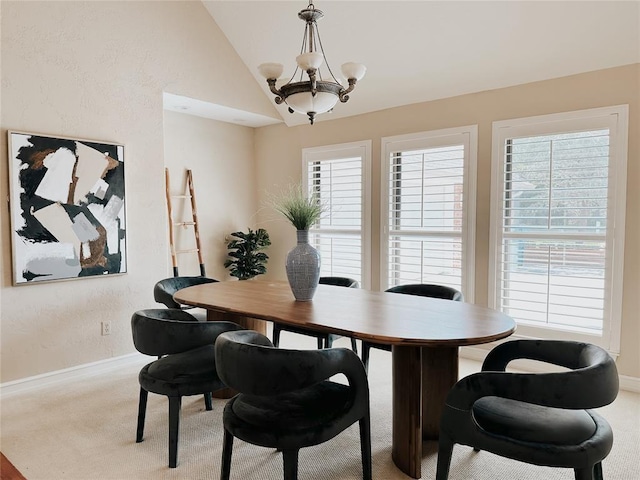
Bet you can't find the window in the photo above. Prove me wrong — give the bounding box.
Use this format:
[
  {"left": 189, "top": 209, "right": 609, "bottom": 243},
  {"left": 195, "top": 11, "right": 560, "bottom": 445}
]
[
  {"left": 380, "top": 127, "right": 477, "bottom": 299},
  {"left": 489, "top": 106, "right": 628, "bottom": 352},
  {"left": 303, "top": 141, "right": 371, "bottom": 288}
]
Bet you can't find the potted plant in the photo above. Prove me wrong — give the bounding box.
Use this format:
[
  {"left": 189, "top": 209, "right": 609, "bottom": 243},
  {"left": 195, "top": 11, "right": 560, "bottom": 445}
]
[
  {"left": 270, "top": 184, "right": 326, "bottom": 301},
  {"left": 224, "top": 228, "right": 271, "bottom": 280}
]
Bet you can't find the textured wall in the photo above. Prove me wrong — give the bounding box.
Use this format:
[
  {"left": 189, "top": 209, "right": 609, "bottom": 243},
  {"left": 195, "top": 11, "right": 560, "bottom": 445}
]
[
  {"left": 0, "top": 1, "right": 275, "bottom": 382},
  {"left": 254, "top": 64, "right": 640, "bottom": 378}
]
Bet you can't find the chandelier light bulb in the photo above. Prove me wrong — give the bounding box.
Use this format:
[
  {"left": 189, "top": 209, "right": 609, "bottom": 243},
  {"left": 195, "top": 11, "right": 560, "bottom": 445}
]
[
  {"left": 296, "top": 52, "right": 324, "bottom": 71},
  {"left": 258, "top": 63, "right": 284, "bottom": 80},
  {"left": 341, "top": 62, "right": 366, "bottom": 81}
]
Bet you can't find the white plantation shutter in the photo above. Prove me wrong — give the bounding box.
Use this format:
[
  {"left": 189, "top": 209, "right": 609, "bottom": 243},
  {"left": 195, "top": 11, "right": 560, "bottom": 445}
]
[
  {"left": 381, "top": 127, "right": 477, "bottom": 298},
  {"left": 303, "top": 142, "right": 371, "bottom": 288},
  {"left": 490, "top": 106, "right": 628, "bottom": 351}
]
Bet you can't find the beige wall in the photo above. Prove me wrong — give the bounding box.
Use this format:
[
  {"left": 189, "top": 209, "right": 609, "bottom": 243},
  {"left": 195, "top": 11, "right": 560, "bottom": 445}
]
[
  {"left": 1, "top": 1, "right": 638, "bottom": 383},
  {"left": 254, "top": 64, "right": 640, "bottom": 378},
  {"left": 0, "top": 1, "right": 273, "bottom": 382},
  {"left": 163, "top": 111, "right": 257, "bottom": 280}
]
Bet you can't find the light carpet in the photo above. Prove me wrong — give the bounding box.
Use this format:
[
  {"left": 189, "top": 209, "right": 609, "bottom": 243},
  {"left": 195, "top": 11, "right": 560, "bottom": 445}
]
[{"left": 1, "top": 334, "right": 638, "bottom": 480}]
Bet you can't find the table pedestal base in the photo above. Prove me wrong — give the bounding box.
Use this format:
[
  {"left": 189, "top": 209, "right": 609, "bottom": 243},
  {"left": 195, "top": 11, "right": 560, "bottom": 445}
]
[
  {"left": 207, "top": 309, "right": 268, "bottom": 399},
  {"left": 391, "top": 345, "right": 459, "bottom": 479},
  {"left": 207, "top": 309, "right": 268, "bottom": 335}
]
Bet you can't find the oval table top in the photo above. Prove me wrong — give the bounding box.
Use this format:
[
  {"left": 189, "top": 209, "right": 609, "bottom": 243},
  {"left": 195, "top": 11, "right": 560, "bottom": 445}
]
[{"left": 174, "top": 280, "right": 516, "bottom": 347}]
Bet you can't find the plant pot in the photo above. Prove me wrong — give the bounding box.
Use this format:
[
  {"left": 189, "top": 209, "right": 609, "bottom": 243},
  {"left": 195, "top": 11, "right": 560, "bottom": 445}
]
[{"left": 285, "top": 230, "right": 320, "bottom": 301}]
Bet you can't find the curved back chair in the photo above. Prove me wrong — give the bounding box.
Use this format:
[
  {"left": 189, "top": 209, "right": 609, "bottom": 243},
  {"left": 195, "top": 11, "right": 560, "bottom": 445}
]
[
  {"left": 153, "top": 276, "right": 218, "bottom": 309},
  {"left": 154, "top": 276, "right": 218, "bottom": 321},
  {"left": 272, "top": 276, "right": 360, "bottom": 352},
  {"left": 385, "top": 283, "right": 464, "bottom": 300},
  {"left": 131, "top": 308, "right": 241, "bottom": 468},
  {"left": 215, "top": 330, "right": 372, "bottom": 480},
  {"left": 436, "top": 340, "right": 619, "bottom": 480},
  {"left": 361, "top": 283, "right": 463, "bottom": 371}
]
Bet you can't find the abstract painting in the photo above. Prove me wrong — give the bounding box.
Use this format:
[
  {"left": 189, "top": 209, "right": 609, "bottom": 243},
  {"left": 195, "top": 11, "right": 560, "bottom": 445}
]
[{"left": 8, "top": 131, "right": 127, "bottom": 285}]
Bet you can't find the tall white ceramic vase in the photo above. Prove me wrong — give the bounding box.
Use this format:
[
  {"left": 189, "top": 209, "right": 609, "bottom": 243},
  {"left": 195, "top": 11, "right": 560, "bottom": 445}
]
[{"left": 285, "top": 230, "right": 320, "bottom": 301}]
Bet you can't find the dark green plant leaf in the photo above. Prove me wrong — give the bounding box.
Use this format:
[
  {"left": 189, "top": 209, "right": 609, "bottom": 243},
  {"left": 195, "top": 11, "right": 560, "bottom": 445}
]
[{"left": 225, "top": 227, "right": 271, "bottom": 280}]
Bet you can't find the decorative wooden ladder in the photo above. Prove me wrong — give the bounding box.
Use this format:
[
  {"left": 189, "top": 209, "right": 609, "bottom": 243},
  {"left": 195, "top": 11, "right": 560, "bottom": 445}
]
[{"left": 164, "top": 168, "right": 205, "bottom": 277}]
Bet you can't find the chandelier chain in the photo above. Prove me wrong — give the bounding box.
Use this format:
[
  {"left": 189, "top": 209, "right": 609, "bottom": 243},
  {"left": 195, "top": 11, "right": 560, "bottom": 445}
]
[{"left": 313, "top": 23, "right": 339, "bottom": 84}]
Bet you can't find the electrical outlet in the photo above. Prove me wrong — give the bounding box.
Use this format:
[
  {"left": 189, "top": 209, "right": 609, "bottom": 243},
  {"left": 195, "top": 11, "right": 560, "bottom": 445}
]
[{"left": 101, "top": 321, "right": 111, "bottom": 336}]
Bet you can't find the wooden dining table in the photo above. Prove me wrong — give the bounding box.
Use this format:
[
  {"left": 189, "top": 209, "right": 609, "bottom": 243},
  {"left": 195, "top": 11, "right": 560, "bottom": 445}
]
[{"left": 175, "top": 280, "right": 515, "bottom": 479}]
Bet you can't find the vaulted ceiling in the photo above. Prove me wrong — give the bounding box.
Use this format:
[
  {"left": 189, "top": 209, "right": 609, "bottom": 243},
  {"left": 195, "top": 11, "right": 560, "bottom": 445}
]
[{"left": 194, "top": 1, "right": 639, "bottom": 127}]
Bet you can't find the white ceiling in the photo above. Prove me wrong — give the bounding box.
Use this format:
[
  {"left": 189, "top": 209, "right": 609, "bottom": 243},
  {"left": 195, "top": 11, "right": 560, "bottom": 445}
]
[{"left": 198, "top": 1, "right": 639, "bottom": 128}]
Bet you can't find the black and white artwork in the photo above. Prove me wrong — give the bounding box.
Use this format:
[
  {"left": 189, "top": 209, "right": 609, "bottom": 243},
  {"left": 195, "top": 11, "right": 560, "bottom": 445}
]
[{"left": 8, "top": 131, "right": 127, "bottom": 285}]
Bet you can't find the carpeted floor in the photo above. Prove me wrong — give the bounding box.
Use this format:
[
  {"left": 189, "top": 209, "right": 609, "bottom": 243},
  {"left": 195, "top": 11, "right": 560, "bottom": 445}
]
[{"left": 1, "top": 333, "right": 638, "bottom": 480}]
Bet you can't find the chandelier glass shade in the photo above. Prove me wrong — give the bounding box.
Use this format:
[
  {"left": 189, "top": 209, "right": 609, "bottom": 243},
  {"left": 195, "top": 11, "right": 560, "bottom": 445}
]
[{"left": 258, "top": 2, "right": 365, "bottom": 125}]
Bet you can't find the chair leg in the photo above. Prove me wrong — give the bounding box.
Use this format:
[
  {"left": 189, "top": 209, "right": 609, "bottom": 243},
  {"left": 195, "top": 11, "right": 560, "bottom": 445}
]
[
  {"left": 351, "top": 338, "right": 358, "bottom": 354},
  {"left": 282, "top": 449, "right": 299, "bottom": 480},
  {"left": 204, "top": 392, "right": 213, "bottom": 410},
  {"left": 136, "top": 388, "right": 148, "bottom": 442},
  {"left": 273, "top": 324, "right": 281, "bottom": 347},
  {"left": 168, "top": 396, "right": 182, "bottom": 468},
  {"left": 317, "top": 336, "right": 324, "bottom": 349},
  {"left": 359, "top": 415, "right": 372, "bottom": 480},
  {"left": 575, "top": 466, "right": 595, "bottom": 480},
  {"left": 325, "top": 335, "right": 333, "bottom": 348},
  {"left": 594, "top": 462, "right": 604, "bottom": 480},
  {"left": 220, "top": 428, "right": 234, "bottom": 480},
  {"left": 362, "top": 343, "right": 370, "bottom": 373},
  {"left": 435, "top": 434, "right": 455, "bottom": 480}
]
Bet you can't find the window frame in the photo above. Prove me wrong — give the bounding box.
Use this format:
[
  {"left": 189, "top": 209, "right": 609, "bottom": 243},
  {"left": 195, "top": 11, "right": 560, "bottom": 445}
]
[
  {"left": 489, "top": 105, "right": 629, "bottom": 354},
  {"left": 380, "top": 126, "right": 478, "bottom": 300},
  {"left": 302, "top": 140, "right": 372, "bottom": 289}
]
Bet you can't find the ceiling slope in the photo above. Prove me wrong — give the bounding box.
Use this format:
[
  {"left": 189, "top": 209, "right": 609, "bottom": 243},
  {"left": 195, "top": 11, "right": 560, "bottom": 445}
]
[{"left": 203, "top": 1, "right": 640, "bottom": 127}]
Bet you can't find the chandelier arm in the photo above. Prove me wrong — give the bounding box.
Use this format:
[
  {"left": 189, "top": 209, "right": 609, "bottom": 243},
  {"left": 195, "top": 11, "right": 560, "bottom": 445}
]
[
  {"left": 266, "top": 79, "right": 285, "bottom": 104},
  {"left": 342, "top": 78, "right": 357, "bottom": 95},
  {"left": 338, "top": 79, "right": 358, "bottom": 103}
]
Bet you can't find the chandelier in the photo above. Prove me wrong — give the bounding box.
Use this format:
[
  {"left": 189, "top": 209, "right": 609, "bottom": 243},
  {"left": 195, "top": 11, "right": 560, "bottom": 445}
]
[{"left": 258, "top": 1, "right": 366, "bottom": 125}]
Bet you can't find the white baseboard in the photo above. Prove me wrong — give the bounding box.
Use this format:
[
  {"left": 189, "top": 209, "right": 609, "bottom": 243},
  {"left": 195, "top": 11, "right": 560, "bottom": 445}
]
[
  {"left": 2, "top": 348, "right": 638, "bottom": 399},
  {"left": 618, "top": 375, "right": 640, "bottom": 393},
  {"left": 0, "top": 352, "right": 148, "bottom": 399},
  {"left": 461, "top": 345, "right": 640, "bottom": 393},
  {"left": 460, "top": 345, "right": 493, "bottom": 363}
]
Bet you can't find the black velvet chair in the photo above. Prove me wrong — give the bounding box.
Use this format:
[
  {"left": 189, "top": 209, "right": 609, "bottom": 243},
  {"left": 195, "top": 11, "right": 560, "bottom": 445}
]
[
  {"left": 272, "top": 276, "right": 360, "bottom": 353},
  {"left": 436, "top": 340, "right": 619, "bottom": 480},
  {"left": 153, "top": 276, "right": 218, "bottom": 320},
  {"left": 361, "top": 283, "right": 463, "bottom": 371},
  {"left": 131, "top": 308, "right": 241, "bottom": 468},
  {"left": 215, "top": 329, "right": 372, "bottom": 480}
]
